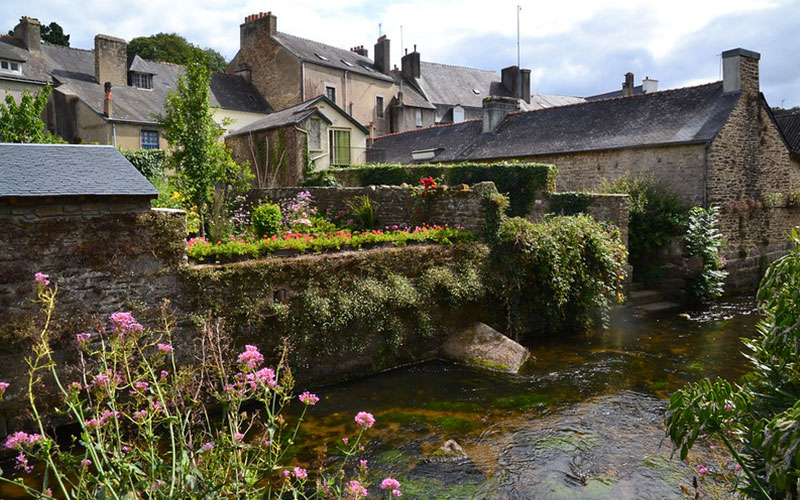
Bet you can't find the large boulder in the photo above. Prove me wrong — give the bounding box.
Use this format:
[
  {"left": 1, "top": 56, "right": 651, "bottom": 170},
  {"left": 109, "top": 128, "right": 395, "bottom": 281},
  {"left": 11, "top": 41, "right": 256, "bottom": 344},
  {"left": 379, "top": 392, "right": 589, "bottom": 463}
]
[{"left": 440, "top": 323, "right": 529, "bottom": 373}]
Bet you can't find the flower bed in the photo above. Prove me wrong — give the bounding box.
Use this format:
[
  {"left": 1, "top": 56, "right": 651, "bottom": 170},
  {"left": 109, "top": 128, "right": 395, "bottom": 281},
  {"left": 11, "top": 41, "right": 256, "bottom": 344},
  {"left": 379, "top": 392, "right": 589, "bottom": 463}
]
[{"left": 188, "top": 224, "right": 474, "bottom": 263}]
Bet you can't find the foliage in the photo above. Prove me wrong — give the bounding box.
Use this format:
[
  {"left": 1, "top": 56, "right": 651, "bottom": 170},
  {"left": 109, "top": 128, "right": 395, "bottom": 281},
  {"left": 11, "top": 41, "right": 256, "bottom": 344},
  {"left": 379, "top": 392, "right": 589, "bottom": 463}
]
[
  {"left": 0, "top": 85, "right": 63, "bottom": 143},
  {"left": 346, "top": 195, "right": 376, "bottom": 231},
  {"left": 599, "top": 176, "right": 687, "bottom": 267},
  {"left": 187, "top": 225, "right": 475, "bottom": 263},
  {"left": 128, "top": 32, "right": 227, "bottom": 72},
  {"left": 548, "top": 192, "right": 592, "bottom": 215},
  {"left": 302, "top": 171, "right": 342, "bottom": 187},
  {"left": 335, "top": 162, "right": 556, "bottom": 216},
  {"left": 251, "top": 202, "right": 283, "bottom": 238},
  {"left": 149, "top": 176, "right": 201, "bottom": 234},
  {"left": 666, "top": 231, "right": 800, "bottom": 499},
  {"left": 684, "top": 205, "right": 728, "bottom": 301},
  {"left": 121, "top": 148, "right": 167, "bottom": 181},
  {"left": 41, "top": 21, "right": 70, "bottom": 46},
  {"left": 772, "top": 106, "right": 800, "bottom": 116},
  {"left": 489, "top": 215, "right": 627, "bottom": 338},
  {"left": 159, "top": 58, "right": 251, "bottom": 234},
  {"left": 0, "top": 277, "right": 401, "bottom": 499}
]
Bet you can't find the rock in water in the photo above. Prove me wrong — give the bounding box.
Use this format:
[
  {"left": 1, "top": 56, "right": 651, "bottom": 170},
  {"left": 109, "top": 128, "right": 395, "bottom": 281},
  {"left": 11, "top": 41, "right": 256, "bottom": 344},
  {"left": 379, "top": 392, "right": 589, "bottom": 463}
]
[{"left": 440, "top": 323, "right": 529, "bottom": 373}]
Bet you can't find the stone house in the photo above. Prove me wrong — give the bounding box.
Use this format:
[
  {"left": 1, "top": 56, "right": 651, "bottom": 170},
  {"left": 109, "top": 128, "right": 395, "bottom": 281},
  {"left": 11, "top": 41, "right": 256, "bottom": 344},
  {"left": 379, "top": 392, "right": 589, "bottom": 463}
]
[
  {"left": 225, "top": 95, "right": 369, "bottom": 187},
  {"left": 368, "top": 48, "right": 800, "bottom": 289},
  {"left": 1, "top": 16, "right": 271, "bottom": 150},
  {"left": 0, "top": 18, "right": 50, "bottom": 102}
]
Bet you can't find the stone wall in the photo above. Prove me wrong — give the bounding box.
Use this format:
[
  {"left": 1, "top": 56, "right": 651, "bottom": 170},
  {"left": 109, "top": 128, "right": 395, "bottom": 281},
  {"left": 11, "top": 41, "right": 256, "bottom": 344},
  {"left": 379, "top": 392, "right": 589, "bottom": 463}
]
[
  {"left": 0, "top": 196, "right": 153, "bottom": 218},
  {"left": 251, "top": 182, "right": 500, "bottom": 234},
  {"left": 226, "top": 126, "right": 307, "bottom": 188}
]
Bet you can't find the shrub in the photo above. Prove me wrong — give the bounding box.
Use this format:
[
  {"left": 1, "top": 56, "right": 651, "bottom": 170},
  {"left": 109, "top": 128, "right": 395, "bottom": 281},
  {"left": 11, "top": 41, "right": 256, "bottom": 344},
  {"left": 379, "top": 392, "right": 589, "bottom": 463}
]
[
  {"left": 666, "top": 230, "right": 800, "bottom": 499},
  {"left": 251, "top": 202, "right": 282, "bottom": 238},
  {"left": 599, "top": 176, "right": 687, "bottom": 270},
  {"left": 121, "top": 149, "right": 167, "bottom": 181},
  {"left": 346, "top": 195, "right": 376, "bottom": 230},
  {"left": 684, "top": 205, "right": 728, "bottom": 301},
  {"left": 489, "top": 215, "right": 627, "bottom": 338}
]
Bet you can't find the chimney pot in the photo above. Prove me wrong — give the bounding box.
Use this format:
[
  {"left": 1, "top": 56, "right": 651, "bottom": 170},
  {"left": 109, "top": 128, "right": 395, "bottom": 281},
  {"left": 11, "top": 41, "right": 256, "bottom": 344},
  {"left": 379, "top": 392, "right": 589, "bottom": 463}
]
[
  {"left": 103, "top": 82, "right": 112, "bottom": 118},
  {"left": 722, "top": 47, "right": 760, "bottom": 94}
]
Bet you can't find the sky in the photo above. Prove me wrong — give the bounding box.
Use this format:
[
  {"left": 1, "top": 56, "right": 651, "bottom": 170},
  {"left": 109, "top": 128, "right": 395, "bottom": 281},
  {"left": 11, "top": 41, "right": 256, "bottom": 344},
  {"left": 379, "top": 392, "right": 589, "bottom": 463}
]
[{"left": 3, "top": 0, "right": 799, "bottom": 107}]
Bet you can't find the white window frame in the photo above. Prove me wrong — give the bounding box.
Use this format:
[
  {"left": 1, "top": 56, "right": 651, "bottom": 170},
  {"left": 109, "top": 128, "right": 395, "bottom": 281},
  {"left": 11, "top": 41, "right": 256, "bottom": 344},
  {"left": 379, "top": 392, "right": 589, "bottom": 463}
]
[
  {"left": 130, "top": 72, "right": 153, "bottom": 90},
  {"left": 141, "top": 129, "right": 160, "bottom": 150},
  {"left": 0, "top": 59, "right": 22, "bottom": 74},
  {"left": 415, "top": 108, "right": 423, "bottom": 127}
]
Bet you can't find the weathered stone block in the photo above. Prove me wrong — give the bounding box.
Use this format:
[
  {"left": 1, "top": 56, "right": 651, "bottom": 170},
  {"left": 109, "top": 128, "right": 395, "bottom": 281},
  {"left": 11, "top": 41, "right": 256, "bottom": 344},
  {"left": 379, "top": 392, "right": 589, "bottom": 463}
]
[{"left": 440, "top": 322, "right": 529, "bottom": 373}]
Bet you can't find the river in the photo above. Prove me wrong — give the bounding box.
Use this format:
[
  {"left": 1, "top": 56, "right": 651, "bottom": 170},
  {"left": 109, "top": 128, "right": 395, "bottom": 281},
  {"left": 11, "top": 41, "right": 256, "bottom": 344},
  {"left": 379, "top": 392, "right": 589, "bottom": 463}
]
[{"left": 298, "top": 297, "right": 760, "bottom": 499}]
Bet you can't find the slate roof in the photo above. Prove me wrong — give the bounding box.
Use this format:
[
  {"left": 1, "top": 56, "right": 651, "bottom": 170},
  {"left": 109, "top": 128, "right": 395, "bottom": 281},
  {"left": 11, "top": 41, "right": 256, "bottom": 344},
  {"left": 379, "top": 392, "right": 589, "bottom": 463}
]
[
  {"left": 272, "top": 32, "right": 393, "bottom": 82},
  {"left": 0, "top": 143, "right": 158, "bottom": 198},
  {"left": 0, "top": 35, "right": 50, "bottom": 84},
  {"left": 776, "top": 113, "right": 800, "bottom": 153},
  {"left": 528, "top": 93, "right": 586, "bottom": 110},
  {"left": 43, "top": 46, "right": 270, "bottom": 124},
  {"left": 416, "top": 61, "right": 502, "bottom": 108},
  {"left": 370, "top": 82, "right": 740, "bottom": 164},
  {"left": 391, "top": 72, "right": 435, "bottom": 109},
  {"left": 230, "top": 95, "right": 368, "bottom": 136},
  {"left": 586, "top": 85, "right": 645, "bottom": 101}
]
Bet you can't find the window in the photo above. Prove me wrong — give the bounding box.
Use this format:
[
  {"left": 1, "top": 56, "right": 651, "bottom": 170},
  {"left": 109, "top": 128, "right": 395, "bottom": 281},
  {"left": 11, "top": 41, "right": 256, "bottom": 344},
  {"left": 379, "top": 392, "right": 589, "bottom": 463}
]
[
  {"left": 375, "top": 95, "right": 384, "bottom": 118},
  {"left": 141, "top": 130, "right": 160, "bottom": 150},
  {"left": 329, "top": 129, "right": 351, "bottom": 166},
  {"left": 453, "top": 106, "right": 465, "bottom": 123},
  {"left": 415, "top": 108, "right": 423, "bottom": 127},
  {"left": 0, "top": 59, "right": 21, "bottom": 74},
  {"left": 130, "top": 72, "right": 153, "bottom": 89},
  {"left": 308, "top": 118, "right": 322, "bottom": 150},
  {"left": 325, "top": 86, "right": 336, "bottom": 103}
]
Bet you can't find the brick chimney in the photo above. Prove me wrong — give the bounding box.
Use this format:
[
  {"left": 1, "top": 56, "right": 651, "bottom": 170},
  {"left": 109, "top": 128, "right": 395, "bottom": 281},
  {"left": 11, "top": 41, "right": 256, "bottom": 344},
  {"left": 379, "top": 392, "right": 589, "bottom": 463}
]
[
  {"left": 401, "top": 46, "right": 420, "bottom": 79},
  {"left": 501, "top": 66, "right": 531, "bottom": 104},
  {"left": 482, "top": 96, "right": 519, "bottom": 133},
  {"left": 95, "top": 34, "right": 128, "bottom": 87},
  {"left": 103, "top": 82, "right": 112, "bottom": 117},
  {"left": 642, "top": 76, "right": 658, "bottom": 94},
  {"left": 351, "top": 45, "right": 368, "bottom": 57},
  {"left": 722, "top": 48, "right": 760, "bottom": 95},
  {"left": 241, "top": 12, "right": 277, "bottom": 52},
  {"left": 13, "top": 16, "right": 40, "bottom": 51},
  {"left": 622, "top": 72, "right": 634, "bottom": 97},
  {"left": 374, "top": 35, "right": 390, "bottom": 74}
]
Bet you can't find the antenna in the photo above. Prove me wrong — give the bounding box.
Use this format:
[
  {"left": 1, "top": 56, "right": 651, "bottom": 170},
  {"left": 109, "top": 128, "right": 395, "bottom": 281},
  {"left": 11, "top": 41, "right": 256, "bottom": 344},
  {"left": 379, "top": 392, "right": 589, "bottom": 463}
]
[
  {"left": 400, "top": 25, "right": 404, "bottom": 56},
  {"left": 517, "top": 5, "right": 522, "bottom": 98},
  {"left": 517, "top": 5, "right": 521, "bottom": 69},
  {"left": 378, "top": 23, "right": 382, "bottom": 37}
]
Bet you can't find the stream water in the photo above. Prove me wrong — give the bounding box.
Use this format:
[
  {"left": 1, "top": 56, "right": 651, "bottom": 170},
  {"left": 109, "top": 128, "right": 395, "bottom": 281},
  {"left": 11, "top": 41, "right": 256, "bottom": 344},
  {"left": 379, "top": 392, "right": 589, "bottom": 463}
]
[{"left": 298, "top": 297, "right": 760, "bottom": 499}]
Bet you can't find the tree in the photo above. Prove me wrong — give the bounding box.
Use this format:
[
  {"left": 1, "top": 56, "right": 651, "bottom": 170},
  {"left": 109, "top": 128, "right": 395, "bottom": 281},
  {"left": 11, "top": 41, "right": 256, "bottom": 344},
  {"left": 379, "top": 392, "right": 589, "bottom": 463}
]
[
  {"left": 772, "top": 105, "right": 800, "bottom": 116},
  {"left": 41, "top": 21, "right": 69, "bottom": 46},
  {"left": 0, "top": 85, "right": 63, "bottom": 143},
  {"left": 159, "top": 58, "right": 250, "bottom": 235},
  {"left": 128, "top": 33, "right": 227, "bottom": 72}
]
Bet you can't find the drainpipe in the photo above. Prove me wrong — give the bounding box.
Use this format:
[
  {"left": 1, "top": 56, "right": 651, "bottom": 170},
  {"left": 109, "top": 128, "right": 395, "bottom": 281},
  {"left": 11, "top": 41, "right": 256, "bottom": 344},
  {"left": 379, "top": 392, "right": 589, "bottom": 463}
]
[
  {"left": 111, "top": 123, "right": 117, "bottom": 148},
  {"left": 344, "top": 70, "right": 349, "bottom": 112},
  {"left": 703, "top": 143, "right": 709, "bottom": 208},
  {"left": 301, "top": 62, "right": 305, "bottom": 101}
]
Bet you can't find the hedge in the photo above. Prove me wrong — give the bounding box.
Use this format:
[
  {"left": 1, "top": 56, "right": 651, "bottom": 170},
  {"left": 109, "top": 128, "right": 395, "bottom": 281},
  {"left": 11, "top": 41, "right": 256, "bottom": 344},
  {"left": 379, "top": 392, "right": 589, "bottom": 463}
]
[
  {"left": 329, "top": 162, "right": 556, "bottom": 216},
  {"left": 121, "top": 149, "right": 167, "bottom": 181}
]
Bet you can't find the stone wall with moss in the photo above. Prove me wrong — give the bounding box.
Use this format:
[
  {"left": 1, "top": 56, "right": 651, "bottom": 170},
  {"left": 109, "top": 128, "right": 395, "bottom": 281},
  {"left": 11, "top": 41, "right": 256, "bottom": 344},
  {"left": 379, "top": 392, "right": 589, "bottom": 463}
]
[{"left": 178, "top": 243, "right": 491, "bottom": 384}]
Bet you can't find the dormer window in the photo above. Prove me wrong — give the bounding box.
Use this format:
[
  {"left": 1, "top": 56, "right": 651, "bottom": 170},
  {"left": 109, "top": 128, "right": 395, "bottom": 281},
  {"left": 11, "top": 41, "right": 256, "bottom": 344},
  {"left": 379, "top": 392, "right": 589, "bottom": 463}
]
[
  {"left": 129, "top": 72, "right": 153, "bottom": 89},
  {"left": 0, "top": 59, "right": 22, "bottom": 74}
]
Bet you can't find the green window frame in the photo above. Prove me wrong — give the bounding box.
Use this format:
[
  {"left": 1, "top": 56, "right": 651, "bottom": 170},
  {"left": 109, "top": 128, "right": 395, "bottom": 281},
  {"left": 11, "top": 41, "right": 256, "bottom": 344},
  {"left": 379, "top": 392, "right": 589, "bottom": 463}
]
[{"left": 329, "top": 129, "right": 350, "bottom": 166}]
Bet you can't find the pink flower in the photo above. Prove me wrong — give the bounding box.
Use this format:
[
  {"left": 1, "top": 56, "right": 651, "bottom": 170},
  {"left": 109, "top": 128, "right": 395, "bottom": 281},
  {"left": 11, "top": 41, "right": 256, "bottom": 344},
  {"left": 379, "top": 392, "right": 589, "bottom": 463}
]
[
  {"left": 15, "top": 451, "right": 33, "bottom": 473},
  {"left": 84, "top": 418, "right": 101, "bottom": 429},
  {"left": 735, "top": 464, "right": 742, "bottom": 471},
  {"left": 355, "top": 411, "right": 375, "bottom": 429},
  {"left": 200, "top": 442, "right": 214, "bottom": 452},
  {"left": 234, "top": 432, "right": 245, "bottom": 441},
  {"left": 157, "top": 343, "right": 174, "bottom": 354},
  {"left": 69, "top": 381, "right": 82, "bottom": 392},
  {"left": 121, "top": 445, "right": 132, "bottom": 453},
  {"left": 359, "top": 459, "right": 368, "bottom": 470},
  {"left": 299, "top": 391, "right": 319, "bottom": 405},
  {"left": 697, "top": 465, "right": 708, "bottom": 475},
  {"left": 108, "top": 312, "right": 143, "bottom": 337},
  {"left": 392, "top": 489, "right": 402, "bottom": 497},
  {"left": 380, "top": 478, "right": 401, "bottom": 490},
  {"left": 100, "top": 410, "right": 120, "bottom": 424},
  {"left": 345, "top": 480, "right": 368, "bottom": 499},
  {"left": 160, "top": 370, "right": 169, "bottom": 380},
  {"left": 93, "top": 373, "right": 110, "bottom": 388},
  {"left": 293, "top": 467, "right": 307, "bottom": 479},
  {"left": 34, "top": 272, "right": 50, "bottom": 287},
  {"left": 237, "top": 345, "right": 264, "bottom": 371},
  {"left": 0, "top": 381, "right": 8, "bottom": 396},
  {"left": 81, "top": 458, "right": 92, "bottom": 467},
  {"left": 4, "top": 432, "right": 42, "bottom": 450},
  {"left": 76, "top": 332, "right": 91, "bottom": 344},
  {"left": 342, "top": 437, "right": 349, "bottom": 445},
  {"left": 133, "top": 381, "right": 149, "bottom": 392}
]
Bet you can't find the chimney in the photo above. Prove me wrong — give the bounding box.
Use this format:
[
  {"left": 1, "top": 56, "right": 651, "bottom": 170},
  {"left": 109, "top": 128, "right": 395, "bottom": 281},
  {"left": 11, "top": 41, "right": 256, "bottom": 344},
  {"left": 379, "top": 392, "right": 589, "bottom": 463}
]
[
  {"left": 482, "top": 96, "right": 519, "bottom": 133},
  {"left": 241, "top": 12, "right": 277, "bottom": 53},
  {"left": 622, "top": 72, "right": 635, "bottom": 97},
  {"left": 374, "top": 35, "right": 390, "bottom": 74},
  {"left": 103, "top": 82, "right": 112, "bottom": 118},
  {"left": 401, "top": 46, "right": 420, "bottom": 79},
  {"left": 722, "top": 48, "right": 760, "bottom": 95},
  {"left": 94, "top": 34, "right": 128, "bottom": 87},
  {"left": 351, "top": 45, "right": 368, "bottom": 57},
  {"left": 13, "top": 16, "right": 41, "bottom": 51},
  {"left": 501, "top": 66, "right": 531, "bottom": 104},
  {"left": 642, "top": 76, "right": 658, "bottom": 94}
]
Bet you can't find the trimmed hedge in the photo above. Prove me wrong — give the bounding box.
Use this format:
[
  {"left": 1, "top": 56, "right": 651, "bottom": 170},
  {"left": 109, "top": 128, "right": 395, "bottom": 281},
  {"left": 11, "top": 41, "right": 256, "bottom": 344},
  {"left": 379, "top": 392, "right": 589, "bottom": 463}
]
[
  {"left": 330, "top": 162, "right": 556, "bottom": 216},
  {"left": 121, "top": 149, "right": 167, "bottom": 181}
]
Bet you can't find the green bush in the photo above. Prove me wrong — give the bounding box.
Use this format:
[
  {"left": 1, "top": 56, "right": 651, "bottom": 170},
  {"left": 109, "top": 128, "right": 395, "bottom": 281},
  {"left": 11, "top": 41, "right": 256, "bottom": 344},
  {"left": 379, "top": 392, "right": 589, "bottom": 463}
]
[
  {"left": 251, "top": 202, "right": 282, "bottom": 238},
  {"left": 121, "top": 149, "right": 167, "bottom": 181},
  {"left": 334, "top": 162, "right": 555, "bottom": 216},
  {"left": 599, "top": 176, "right": 687, "bottom": 269},
  {"left": 666, "top": 230, "right": 800, "bottom": 499},
  {"left": 488, "top": 214, "right": 627, "bottom": 338},
  {"left": 684, "top": 205, "right": 728, "bottom": 301}
]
